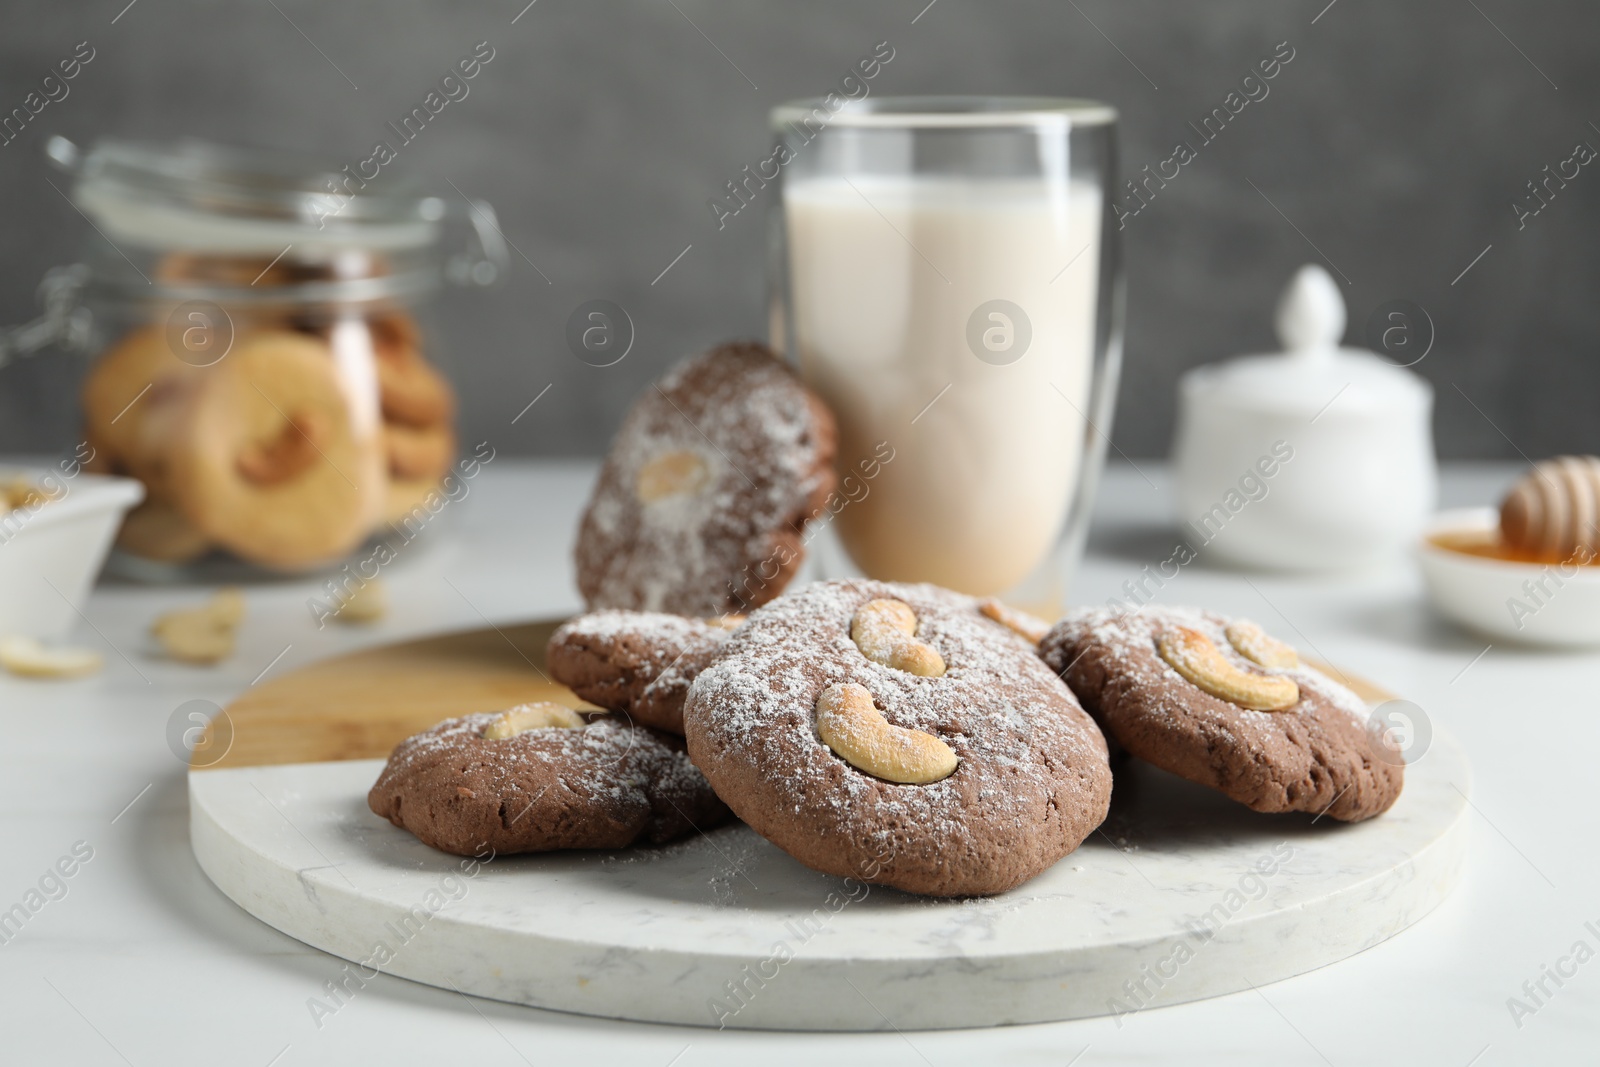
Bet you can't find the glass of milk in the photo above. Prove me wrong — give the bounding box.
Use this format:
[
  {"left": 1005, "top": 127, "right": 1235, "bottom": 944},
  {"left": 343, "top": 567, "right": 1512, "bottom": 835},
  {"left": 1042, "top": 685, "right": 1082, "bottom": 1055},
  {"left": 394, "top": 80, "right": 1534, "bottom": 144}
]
[{"left": 769, "top": 96, "right": 1122, "bottom": 612}]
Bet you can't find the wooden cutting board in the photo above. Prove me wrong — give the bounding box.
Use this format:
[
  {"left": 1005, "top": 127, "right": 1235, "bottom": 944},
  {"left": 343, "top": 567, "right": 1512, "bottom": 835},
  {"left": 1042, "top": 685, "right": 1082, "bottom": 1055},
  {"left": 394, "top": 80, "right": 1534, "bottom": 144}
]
[{"left": 198, "top": 619, "right": 595, "bottom": 770}]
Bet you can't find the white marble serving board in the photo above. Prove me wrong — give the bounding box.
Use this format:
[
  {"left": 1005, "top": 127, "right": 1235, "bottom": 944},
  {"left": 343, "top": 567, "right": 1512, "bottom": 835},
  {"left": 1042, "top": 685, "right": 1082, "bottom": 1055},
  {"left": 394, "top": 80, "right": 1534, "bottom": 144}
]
[{"left": 189, "top": 732, "right": 1468, "bottom": 1031}]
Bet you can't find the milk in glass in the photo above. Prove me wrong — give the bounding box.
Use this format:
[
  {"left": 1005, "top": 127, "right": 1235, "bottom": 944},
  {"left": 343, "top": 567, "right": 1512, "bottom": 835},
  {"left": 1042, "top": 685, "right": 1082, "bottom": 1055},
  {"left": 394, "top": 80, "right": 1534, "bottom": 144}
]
[{"left": 784, "top": 177, "right": 1102, "bottom": 595}]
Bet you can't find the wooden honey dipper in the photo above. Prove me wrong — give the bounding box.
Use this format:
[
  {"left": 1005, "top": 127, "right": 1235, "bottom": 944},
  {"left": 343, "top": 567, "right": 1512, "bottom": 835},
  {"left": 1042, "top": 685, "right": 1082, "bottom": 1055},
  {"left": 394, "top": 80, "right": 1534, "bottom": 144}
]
[{"left": 1500, "top": 455, "right": 1600, "bottom": 562}]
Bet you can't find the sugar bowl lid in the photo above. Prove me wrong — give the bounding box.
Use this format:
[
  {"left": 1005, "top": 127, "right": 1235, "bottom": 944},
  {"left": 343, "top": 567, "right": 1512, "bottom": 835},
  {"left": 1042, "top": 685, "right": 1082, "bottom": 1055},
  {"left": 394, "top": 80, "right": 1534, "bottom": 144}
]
[{"left": 1179, "top": 264, "right": 1433, "bottom": 418}]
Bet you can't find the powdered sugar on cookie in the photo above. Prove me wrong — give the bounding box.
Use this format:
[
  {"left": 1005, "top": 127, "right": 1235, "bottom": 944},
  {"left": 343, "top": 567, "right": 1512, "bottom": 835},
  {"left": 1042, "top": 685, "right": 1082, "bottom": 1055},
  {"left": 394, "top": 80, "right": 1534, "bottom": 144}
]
[
  {"left": 1054, "top": 606, "right": 1372, "bottom": 727},
  {"left": 683, "top": 579, "right": 1112, "bottom": 897},
  {"left": 547, "top": 610, "right": 737, "bottom": 733},
  {"left": 575, "top": 342, "right": 837, "bottom": 616},
  {"left": 1040, "top": 606, "right": 1402, "bottom": 822},
  {"left": 368, "top": 712, "right": 728, "bottom": 854}
]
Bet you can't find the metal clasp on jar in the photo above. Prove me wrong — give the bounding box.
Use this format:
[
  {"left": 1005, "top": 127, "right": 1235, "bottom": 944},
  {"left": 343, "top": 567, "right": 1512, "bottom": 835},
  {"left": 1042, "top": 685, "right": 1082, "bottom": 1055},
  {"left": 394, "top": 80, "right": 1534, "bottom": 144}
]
[{"left": 0, "top": 264, "right": 93, "bottom": 370}]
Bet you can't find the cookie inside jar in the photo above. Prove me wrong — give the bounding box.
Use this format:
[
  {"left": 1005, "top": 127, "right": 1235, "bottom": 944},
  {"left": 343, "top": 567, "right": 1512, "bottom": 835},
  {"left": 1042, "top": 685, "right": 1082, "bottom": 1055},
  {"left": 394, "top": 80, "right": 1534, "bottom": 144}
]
[{"left": 86, "top": 250, "right": 457, "bottom": 574}]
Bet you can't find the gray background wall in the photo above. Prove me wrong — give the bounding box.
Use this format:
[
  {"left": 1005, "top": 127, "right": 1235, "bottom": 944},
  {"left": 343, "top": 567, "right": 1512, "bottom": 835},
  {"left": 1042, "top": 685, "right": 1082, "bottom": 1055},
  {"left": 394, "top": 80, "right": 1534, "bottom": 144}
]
[{"left": 0, "top": 0, "right": 1595, "bottom": 460}]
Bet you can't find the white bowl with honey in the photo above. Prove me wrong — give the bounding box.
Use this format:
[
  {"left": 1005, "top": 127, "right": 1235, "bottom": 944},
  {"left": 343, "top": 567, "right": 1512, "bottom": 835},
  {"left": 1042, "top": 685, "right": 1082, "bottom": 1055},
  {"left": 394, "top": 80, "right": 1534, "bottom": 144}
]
[{"left": 1419, "top": 457, "right": 1600, "bottom": 647}]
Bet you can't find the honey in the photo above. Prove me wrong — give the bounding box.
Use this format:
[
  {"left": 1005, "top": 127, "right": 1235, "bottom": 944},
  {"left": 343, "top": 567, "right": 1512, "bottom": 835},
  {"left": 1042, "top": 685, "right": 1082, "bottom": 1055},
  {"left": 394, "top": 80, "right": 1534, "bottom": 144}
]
[{"left": 1428, "top": 529, "right": 1599, "bottom": 566}]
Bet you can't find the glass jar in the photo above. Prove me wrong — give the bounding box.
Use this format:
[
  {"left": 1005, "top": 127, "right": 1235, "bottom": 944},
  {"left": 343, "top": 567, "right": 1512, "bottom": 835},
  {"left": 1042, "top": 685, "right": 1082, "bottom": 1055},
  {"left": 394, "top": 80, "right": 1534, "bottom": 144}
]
[
  {"left": 768, "top": 96, "right": 1123, "bottom": 616},
  {"left": 0, "top": 136, "right": 504, "bottom": 577}
]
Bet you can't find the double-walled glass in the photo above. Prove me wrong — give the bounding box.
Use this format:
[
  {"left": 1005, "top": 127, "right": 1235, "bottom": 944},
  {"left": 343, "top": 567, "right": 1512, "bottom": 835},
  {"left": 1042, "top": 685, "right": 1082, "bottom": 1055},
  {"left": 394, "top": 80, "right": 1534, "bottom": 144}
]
[{"left": 769, "top": 97, "right": 1123, "bottom": 613}]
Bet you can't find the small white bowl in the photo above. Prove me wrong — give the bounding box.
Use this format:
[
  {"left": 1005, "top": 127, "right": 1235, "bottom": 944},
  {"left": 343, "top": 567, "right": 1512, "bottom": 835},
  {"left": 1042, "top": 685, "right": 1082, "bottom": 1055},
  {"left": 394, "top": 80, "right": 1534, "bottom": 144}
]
[
  {"left": 1418, "top": 507, "right": 1600, "bottom": 648},
  {"left": 0, "top": 467, "right": 144, "bottom": 640}
]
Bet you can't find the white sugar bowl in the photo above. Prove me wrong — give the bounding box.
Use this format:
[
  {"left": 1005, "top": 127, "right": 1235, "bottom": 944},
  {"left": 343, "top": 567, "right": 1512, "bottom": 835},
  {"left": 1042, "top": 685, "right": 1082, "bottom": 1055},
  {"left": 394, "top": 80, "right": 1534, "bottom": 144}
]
[{"left": 1172, "top": 264, "right": 1438, "bottom": 572}]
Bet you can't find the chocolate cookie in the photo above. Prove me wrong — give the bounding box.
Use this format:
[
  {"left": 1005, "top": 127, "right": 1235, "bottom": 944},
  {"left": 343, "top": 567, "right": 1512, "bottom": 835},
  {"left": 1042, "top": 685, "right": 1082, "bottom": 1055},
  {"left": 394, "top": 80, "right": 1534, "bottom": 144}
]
[
  {"left": 575, "top": 342, "right": 837, "bottom": 616},
  {"left": 1039, "top": 607, "right": 1402, "bottom": 822},
  {"left": 368, "top": 704, "right": 730, "bottom": 856},
  {"left": 547, "top": 610, "right": 739, "bottom": 734},
  {"left": 683, "top": 580, "right": 1112, "bottom": 897}
]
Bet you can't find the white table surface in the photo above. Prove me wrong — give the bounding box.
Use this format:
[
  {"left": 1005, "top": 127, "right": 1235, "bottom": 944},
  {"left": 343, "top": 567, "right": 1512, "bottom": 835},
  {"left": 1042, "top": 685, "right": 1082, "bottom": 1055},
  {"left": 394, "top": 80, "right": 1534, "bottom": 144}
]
[{"left": 1, "top": 460, "right": 1593, "bottom": 1066}]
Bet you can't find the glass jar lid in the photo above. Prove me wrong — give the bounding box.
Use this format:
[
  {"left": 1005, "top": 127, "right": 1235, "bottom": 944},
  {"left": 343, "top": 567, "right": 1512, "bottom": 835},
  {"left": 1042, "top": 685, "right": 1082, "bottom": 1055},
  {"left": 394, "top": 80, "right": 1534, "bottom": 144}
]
[
  {"left": 39, "top": 136, "right": 505, "bottom": 311},
  {"left": 48, "top": 135, "right": 445, "bottom": 254},
  {"left": 4, "top": 137, "right": 504, "bottom": 365}
]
